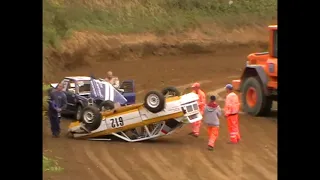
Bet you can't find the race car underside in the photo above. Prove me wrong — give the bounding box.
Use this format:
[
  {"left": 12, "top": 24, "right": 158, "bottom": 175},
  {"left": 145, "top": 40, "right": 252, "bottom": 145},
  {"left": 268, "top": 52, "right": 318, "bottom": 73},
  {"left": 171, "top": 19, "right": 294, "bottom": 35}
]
[{"left": 88, "top": 119, "right": 183, "bottom": 142}]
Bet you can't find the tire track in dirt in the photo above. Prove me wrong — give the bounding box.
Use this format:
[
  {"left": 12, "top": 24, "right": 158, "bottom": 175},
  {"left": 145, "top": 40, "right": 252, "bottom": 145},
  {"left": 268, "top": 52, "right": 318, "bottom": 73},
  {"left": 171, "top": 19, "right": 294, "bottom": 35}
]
[
  {"left": 152, "top": 146, "right": 189, "bottom": 180},
  {"left": 138, "top": 150, "right": 170, "bottom": 180},
  {"left": 96, "top": 144, "right": 135, "bottom": 180},
  {"left": 194, "top": 149, "right": 229, "bottom": 180},
  {"left": 84, "top": 145, "right": 119, "bottom": 180},
  {"left": 68, "top": 143, "right": 102, "bottom": 180},
  {"left": 121, "top": 150, "right": 156, "bottom": 180}
]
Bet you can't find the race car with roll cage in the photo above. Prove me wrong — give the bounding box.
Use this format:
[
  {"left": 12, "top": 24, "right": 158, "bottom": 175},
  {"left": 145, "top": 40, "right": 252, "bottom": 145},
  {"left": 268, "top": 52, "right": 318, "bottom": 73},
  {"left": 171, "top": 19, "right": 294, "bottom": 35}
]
[
  {"left": 49, "top": 76, "right": 136, "bottom": 120},
  {"left": 68, "top": 87, "right": 202, "bottom": 142}
]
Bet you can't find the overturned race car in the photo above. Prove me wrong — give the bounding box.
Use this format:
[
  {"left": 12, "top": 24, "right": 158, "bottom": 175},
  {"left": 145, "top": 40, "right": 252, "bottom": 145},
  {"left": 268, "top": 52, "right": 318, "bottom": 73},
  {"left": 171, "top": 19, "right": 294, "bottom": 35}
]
[{"left": 68, "top": 87, "right": 202, "bottom": 142}]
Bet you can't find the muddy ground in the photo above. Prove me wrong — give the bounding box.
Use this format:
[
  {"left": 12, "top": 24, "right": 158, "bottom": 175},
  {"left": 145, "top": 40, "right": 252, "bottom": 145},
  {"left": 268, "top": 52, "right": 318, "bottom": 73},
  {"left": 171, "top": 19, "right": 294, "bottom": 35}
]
[{"left": 43, "top": 46, "right": 277, "bottom": 180}]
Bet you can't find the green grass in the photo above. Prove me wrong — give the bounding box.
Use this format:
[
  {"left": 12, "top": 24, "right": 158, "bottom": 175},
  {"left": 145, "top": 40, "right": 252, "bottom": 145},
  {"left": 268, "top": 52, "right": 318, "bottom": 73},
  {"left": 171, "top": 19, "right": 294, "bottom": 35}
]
[
  {"left": 43, "top": 0, "right": 276, "bottom": 48},
  {"left": 43, "top": 155, "right": 64, "bottom": 172}
]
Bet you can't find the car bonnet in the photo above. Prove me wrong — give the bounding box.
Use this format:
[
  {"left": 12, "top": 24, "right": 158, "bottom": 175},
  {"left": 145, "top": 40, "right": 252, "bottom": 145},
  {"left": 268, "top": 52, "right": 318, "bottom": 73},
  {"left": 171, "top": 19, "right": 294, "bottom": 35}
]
[{"left": 90, "top": 78, "right": 128, "bottom": 104}]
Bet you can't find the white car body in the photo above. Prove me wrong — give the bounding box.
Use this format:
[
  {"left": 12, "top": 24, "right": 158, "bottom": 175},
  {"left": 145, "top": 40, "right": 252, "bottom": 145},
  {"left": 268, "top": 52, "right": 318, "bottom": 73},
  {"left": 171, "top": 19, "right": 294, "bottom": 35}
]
[{"left": 68, "top": 92, "right": 202, "bottom": 142}]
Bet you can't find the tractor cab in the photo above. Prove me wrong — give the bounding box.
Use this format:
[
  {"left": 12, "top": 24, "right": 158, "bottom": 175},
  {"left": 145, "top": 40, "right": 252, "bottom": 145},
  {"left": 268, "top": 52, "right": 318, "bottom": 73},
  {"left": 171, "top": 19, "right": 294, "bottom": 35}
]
[{"left": 269, "top": 25, "right": 277, "bottom": 58}]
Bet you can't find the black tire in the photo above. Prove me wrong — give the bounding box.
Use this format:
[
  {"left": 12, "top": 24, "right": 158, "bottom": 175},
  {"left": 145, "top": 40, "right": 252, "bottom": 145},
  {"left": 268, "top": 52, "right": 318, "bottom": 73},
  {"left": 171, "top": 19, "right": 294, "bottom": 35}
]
[
  {"left": 161, "top": 86, "right": 181, "bottom": 97},
  {"left": 143, "top": 91, "right": 165, "bottom": 113},
  {"left": 80, "top": 106, "right": 102, "bottom": 132},
  {"left": 241, "top": 77, "right": 272, "bottom": 116},
  {"left": 99, "top": 100, "right": 115, "bottom": 111},
  {"left": 75, "top": 104, "right": 83, "bottom": 120}
]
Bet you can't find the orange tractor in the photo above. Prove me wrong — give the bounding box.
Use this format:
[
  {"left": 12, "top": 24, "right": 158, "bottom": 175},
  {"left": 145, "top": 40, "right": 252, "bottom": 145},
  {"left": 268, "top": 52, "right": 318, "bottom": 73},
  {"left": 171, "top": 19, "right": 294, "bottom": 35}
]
[{"left": 232, "top": 25, "right": 277, "bottom": 116}]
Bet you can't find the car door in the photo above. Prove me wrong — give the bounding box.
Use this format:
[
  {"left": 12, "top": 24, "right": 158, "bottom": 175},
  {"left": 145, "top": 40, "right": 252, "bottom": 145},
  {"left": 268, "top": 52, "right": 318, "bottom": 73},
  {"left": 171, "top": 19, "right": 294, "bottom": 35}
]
[{"left": 65, "top": 80, "right": 77, "bottom": 112}]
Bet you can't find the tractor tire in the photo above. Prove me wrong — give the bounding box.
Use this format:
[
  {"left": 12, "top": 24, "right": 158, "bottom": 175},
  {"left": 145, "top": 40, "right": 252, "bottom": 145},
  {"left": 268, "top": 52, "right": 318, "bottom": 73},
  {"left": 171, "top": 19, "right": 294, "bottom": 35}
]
[
  {"left": 144, "top": 91, "right": 165, "bottom": 113},
  {"left": 99, "top": 100, "right": 115, "bottom": 111},
  {"left": 80, "top": 106, "right": 102, "bottom": 132},
  {"left": 161, "top": 86, "right": 181, "bottom": 97},
  {"left": 241, "top": 77, "right": 272, "bottom": 116}
]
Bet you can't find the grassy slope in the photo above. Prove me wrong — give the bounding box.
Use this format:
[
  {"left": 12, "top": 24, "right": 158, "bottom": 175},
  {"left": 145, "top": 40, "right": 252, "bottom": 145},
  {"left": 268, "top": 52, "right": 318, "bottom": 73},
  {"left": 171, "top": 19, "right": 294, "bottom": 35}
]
[{"left": 43, "top": 0, "right": 276, "bottom": 48}]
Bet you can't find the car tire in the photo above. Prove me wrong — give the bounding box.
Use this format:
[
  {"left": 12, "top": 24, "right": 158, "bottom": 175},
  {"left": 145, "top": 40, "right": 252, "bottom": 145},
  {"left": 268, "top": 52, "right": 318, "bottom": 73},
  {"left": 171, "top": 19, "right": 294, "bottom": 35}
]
[
  {"left": 75, "top": 105, "right": 83, "bottom": 120},
  {"left": 143, "top": 91, "right": 165, "bottom": 113},
  {"left": 99, "top": 100, "right": 115, "bottom": 111},
  {"left": 80, "top": 106, "right": 102, "bottom": 132},
  {"left": 161, "top": 86, "right": 181, "bottom": 97}
]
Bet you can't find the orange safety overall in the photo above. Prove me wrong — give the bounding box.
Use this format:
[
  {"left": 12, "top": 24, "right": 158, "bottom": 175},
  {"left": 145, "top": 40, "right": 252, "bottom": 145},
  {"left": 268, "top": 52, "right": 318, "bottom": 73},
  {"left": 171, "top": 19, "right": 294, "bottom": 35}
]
[
  {"left": 224, "top": 92, "right": 241, "bottom": 143},
  {"left": 207, "top": 126, "right": 219, "bottom": 147},
  {"left": 192, "top": 89, "right": 206, "bottom": 136}
]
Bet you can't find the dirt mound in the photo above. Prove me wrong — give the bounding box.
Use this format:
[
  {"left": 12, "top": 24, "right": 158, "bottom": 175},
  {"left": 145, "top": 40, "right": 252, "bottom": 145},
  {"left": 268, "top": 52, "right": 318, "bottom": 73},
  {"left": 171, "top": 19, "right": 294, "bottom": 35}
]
[{"left": 43, "top": 26, "right": 268, "bottom": 82}]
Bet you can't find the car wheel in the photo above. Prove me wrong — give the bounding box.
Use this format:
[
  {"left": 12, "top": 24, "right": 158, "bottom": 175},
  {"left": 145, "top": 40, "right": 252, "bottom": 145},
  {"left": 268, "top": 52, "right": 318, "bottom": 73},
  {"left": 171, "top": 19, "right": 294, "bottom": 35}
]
[
  {"left": 143, "top": 91, "right": 165, "bottom": 113},
  {"left": 80, "top": 106, "right": 102, "bottom": 132},
  {"left": 75, "top": 105, "right": 82, "bottom": 120}
]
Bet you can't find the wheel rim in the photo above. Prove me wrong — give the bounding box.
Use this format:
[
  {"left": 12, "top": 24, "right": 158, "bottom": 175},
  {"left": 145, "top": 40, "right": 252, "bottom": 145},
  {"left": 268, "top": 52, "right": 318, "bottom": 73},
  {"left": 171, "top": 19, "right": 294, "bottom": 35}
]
[
  {"left": 147, "top": 94, "right": 160, "bottom": 108},
  {"left": 246, "top": 87, "right": 257, "bottom": 108},
  {"left": 76, "top": 106, "right": 82, "bottom": 120},
  {"left": 83, "top": 110, "right": 94, "bottom": 124}
]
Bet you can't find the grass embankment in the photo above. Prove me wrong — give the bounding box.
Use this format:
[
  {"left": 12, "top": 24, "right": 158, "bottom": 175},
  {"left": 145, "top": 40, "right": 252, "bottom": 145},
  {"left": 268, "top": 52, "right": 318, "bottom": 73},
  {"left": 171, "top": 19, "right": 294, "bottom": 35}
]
[
  {"left": 43, "top": 155, "right": 63, "bottom": 172},
  {"left": 43, "top": 0, "right": 277, "bottom": 48}
]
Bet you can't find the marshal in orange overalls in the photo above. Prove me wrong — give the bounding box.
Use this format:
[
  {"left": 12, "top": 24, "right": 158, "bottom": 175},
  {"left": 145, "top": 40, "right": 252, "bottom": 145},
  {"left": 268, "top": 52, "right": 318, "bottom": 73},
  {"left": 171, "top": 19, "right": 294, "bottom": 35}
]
[
  {"left": 190, "top": 83, "right": 206, "bottom": 137},
  {"left": 224, "top": 85, "right": 241, "bottom": 143}
]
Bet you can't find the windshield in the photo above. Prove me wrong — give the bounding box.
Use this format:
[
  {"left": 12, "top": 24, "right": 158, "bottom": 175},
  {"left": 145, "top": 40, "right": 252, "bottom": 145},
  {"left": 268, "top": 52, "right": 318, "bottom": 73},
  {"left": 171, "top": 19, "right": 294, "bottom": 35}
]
[
  {"left": 273, "top": 30, "right": 277, "bottom": 58},
  {"left": 78, "top": 80, "right": 90, "bottom": 93}
]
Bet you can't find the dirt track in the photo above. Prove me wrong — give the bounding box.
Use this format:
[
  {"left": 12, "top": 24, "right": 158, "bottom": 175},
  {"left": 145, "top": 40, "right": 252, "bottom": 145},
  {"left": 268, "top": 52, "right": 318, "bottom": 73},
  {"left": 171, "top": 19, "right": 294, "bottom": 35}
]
[{"left": 43, "top": 46, "right": 277, "bottom": 180}]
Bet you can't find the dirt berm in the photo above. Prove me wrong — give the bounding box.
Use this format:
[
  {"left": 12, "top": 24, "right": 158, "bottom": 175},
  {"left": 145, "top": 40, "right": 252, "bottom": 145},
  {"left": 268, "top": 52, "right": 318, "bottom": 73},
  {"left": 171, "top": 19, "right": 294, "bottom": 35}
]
[{"left": 43, "top": 26, "right": 269, "bottom": 83}]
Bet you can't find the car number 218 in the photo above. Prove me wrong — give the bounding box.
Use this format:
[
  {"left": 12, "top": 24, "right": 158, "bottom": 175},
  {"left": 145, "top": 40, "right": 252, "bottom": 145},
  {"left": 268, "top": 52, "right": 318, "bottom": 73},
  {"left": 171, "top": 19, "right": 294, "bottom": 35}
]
[{"left": 110, "top": 117, "right": 124, "bottom": 128}]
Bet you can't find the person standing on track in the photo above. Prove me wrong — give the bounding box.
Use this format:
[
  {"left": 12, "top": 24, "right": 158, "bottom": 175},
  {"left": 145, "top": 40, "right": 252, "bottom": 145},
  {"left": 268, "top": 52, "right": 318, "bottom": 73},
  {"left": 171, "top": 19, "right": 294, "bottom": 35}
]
[
  {"left": 189, "top": 82, "right": 206, "bottom": 137},
  {"left": 203, "top": 95, "right": 222, "bottom": 151},
  {"left": 105, "top": 71, "right": 120, "bottom": 89},
  {"left": 224, "top": 84, "right": 241, "bottom": 144},
  {"left": 48, "top": 83, "right": 67, "bottom": 138}
]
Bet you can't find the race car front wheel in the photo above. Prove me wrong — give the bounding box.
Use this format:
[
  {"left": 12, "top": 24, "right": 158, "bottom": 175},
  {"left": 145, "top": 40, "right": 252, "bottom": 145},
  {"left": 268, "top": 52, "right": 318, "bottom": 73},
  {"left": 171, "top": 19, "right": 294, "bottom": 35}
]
[
  {"left": 144, "top": 91, "right": 165, "bottom": 113},
  {"left": 80, "top": 106, "right": 102, "bottom": 132}
]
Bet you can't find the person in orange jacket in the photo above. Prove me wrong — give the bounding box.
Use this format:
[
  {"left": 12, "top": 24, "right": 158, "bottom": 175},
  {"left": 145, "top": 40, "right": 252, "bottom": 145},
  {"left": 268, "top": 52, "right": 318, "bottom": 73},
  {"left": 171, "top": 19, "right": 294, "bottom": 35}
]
[
  {"left": 224, "top": 84, "right": 241, "bottom": 144},
  {"left": 203, "top": 95, "right": 222, "bottom": 151},
  {"left": 189, "top": 82, "right": 206, "bottom": 137}
]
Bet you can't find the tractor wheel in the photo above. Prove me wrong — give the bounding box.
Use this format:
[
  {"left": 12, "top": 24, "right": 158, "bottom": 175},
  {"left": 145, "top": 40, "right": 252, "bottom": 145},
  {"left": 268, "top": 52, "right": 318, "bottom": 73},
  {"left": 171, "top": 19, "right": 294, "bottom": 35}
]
[
  {"left": 80, "top": 106, "right": 102, "bottom": 132},
  {"left": 99, "top": 100, "right": 115, "bottom": 112},
  {"left": 161, "top": 86, "right": 181, "bottom": 97},
  {"left": 144, "top": 91, "right": 165, "bottom": 113},
  {"left": 241, "top": 77, "right": 272, "bottom": 116}
]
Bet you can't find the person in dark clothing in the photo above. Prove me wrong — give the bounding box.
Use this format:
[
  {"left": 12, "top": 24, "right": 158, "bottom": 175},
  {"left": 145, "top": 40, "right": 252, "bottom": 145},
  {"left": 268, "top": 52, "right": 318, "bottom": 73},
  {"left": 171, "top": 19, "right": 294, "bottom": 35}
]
[{"left": 48, "top": 83, "right": 67, "bottom": 138}]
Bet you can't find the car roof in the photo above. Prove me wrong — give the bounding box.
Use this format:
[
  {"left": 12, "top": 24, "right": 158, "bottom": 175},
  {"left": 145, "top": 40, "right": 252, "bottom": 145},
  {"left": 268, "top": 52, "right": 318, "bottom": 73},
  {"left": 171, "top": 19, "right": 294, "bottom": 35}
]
[{"left": 65, "top": 76, "right": 91, "bottom": 81}]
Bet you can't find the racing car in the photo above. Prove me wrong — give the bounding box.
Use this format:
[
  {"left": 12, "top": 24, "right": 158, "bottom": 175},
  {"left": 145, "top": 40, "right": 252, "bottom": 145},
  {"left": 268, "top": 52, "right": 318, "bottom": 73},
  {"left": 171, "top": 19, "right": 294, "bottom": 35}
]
[
  {"left": 49, "top": 76, "right": 136, "bottom": 120},
  {"left": 68, "top": 87, "right": 202, "bottom": 142}
]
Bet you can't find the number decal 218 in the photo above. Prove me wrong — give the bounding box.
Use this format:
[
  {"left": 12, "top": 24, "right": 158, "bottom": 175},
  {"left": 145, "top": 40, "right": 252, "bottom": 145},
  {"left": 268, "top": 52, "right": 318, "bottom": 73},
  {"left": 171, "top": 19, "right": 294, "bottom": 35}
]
[{"left": 110, "top": 117, "right": 124, "bottom": 128}]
